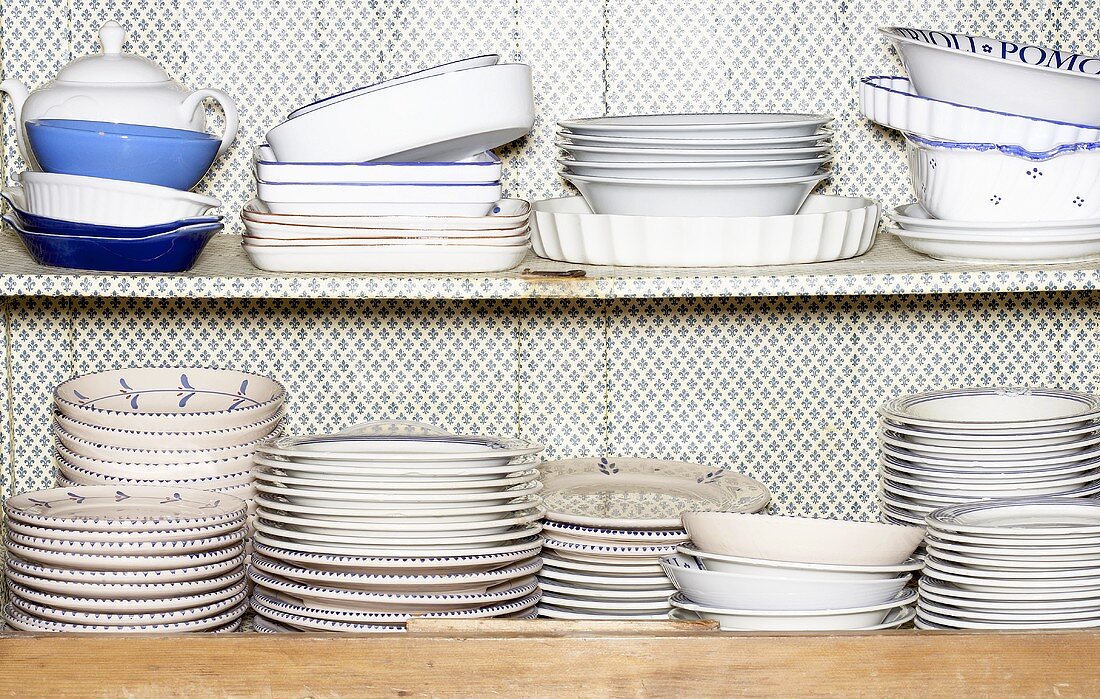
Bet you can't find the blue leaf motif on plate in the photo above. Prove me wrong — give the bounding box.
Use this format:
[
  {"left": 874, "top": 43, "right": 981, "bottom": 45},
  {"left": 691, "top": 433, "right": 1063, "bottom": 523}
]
[
  {"left": 161, "top": 492, "right": 182, "bottom": 504},
  {"left": 200, "top": 499, "right": 222, "bottom": 509},
  {"left": 72, "top": 390, "right": 88, "bottom": 402},
  {"left": 239, "top": 379, "right": 249, "bottom": 395},
  {"left": 119, "top": 378, "right": 133, "bottom": 392},
  {"left": 178, "top": 392, "right": 195, "bottom": 408},
  {"left": 28, "top": 497, "right": 51, "bottom": 508},
  {"left": 598, "top": 457, "right": 619, "bottom": 475},
  {"left": 66, "top": 492, "right": 85, "bottom": 503},
  {"left": 180, "top": 374, "right": 194, "bottom": 390},
  {"left": 226, "top": 398, "right": 246, "bottom": 411},
  {"left": 129, "top": 394, "right": 141, "bottom": 410},
  {"left": 115, "top": 491, "right": 130, "bottom": 501}
]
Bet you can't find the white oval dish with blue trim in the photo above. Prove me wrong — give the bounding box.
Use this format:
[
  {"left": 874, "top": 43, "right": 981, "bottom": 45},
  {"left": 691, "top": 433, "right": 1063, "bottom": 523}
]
[
  {"left": 252, "top": 464, "right": 539, "bottom": 492},
  {"left": 257, "top": 507, "right": 544, "bottom": 535},
  {"left": 250, "top": 589, "right": 541, "bottom": 624},
  {"left": 537, "top": 593, "right": 672, "bottom": 613},
  {"left": 537, "top": 565, "right": 671, "bottom": 589},
  {"left": 255, "top": 479, "right": 542, "bottom": 507},
  {"left": 538, "top": 580, "right": 673, "bottom": 601},
  {"left": 253, "top": 532, "right": 542, "bottom": 560},
  {"left": 541, "top": 521, "right": 689, "bottom": 545},
  {"left": 536, "top": 605, "right": 670, "bottom": 620},
  {"left": 253, "top": 145, "right": 503, "bottom": 184},
  {"left": 253, "top": 518, "right": 542, "bottom": 548}
]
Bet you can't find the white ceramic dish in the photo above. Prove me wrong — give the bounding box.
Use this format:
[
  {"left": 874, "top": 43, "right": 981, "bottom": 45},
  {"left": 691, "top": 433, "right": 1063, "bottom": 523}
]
[
  {"left": 6, "top": 578, "right": 247, "bottom": 613},
  {"left": 6, "top": 528, "right": 244, "bottom": 556},
  {"left": 267, "top": 64, "right": 534, "bottom": 162},
  {"left": 14, "top": 173, "right": 221, "bottom": 227},
  {"left": 537, "top": 592, "right": 671, "bottom": 613},
  {"left": 661, "top": 554, "right": 912, "bottom": 610},
  {"left": 537, "top": 565, "right": 672, "bottom": 589},
  {"left": 891, "top": 203, "right": 1100, "bottom": 237},
  {"left": 10, "top": 587, "right": 248, "bottom": 626},
  {"left": 256, "top": 180, "right": 502, "bottom": 216},
  {"left": 883, "top": 469, "right": 1100, "bottom": 497},
  {"left": 54, "top": 367, "right": 285, "bottom": 432},
  {"left": 249, "top": 605, "right": 403, "bottom": 633},
  {"left": 251, "top": 588, "right": 540, "bottom": 624},
  {"left": 253, "top": 518, "right": 541, "bottom": 547},
  {"left": 924, "top": 545, "right": 1100, "bottom": 570},
  {"left": 252, "top": 540, "right": 541, "bottom": 574},
  {"left": 859, "top": 76, "right": 1100, "bottom": 152},
  {"left": 680, "top": 545, "right": 922, "bottom": 581},
  {"left": 540, "top": 552, "right": 666, "bottom": 574},
  {"left": 5, "top": 539, "right": 245, "bottom": 571},
  {"left": 919, "top": 576, "right": 1100, "bottom": 604},
  {"left": 880, "top": 427, "right": 1100, "bottom": 457},
  {"left": 253, "top": 145, "right": 503, "bottom": 184},
  {"left": 537, "top": 580, "right": 673, "bottom": 601},
  {"left": 258, "top": 507, "right": 543, "bottom": 536},
  {"left": 680, "top": 512, "right": 925, "bottom": 565},
  {"left": 255, "top": 478, "right": 541, "bottom": 506},
  {"left": 531, "top": 195, "right": 878, "bottom": 267},
  {"left": 881, "top": 459, "right": 1100, "bottom": 485},
  {"left": 3, "top": 601, "right": 248, "bottom": 634},
  {"left": 55, "top": 425, "right": 266, "bottom": 464},
  {"left": 881, "top": 27, "right": 1100, "bottom": 124},
  {"left": 880, "top": 388, "right": 1100, "bottom": 433},
  {"left": 54, "top": 409, "right": 284, "bottom": 450},
  {"left": 56, "top": 444, "right": 256, "bottom": 482},
  {"left": 540, "top": 521, "right": 688, "bottom": 544},
  {"left": 562, "top": 171, "right": 829, "bottom": 217},
  {"left": 915, "top": 606, "right": 1100, "bottom": 630},
  {"left": 536, "top": 606, "right": 670, "bottom": 621},
  {"left": 918, "top": 598, "right": 1100, "bottom": 623},
  {"left": 906, "top": 135, "right": 1100, "bottom": 222},
  {"left": 558, "top": 113, "right": 831, "bottom": 139},
  {"left": 242, "top": 198, "right": 530, "bottom": 230},
  {"left": 253, "top": 465, "right": 537, "bottom": 492},
  {"left": 241, "top": 232, "right": 530, "bottom": 248},
  {"left": 881, "top": 441, "right": 1100, "bottom": 468},
  {"left": 669, "top": 589, "right": 916, "bottom": 631},
  {"left": 890, "top": 226, "right": 1100, "bottom": 264},
  {"left": 6, "top": 551, "right": 246, "bottom": 584},
  {"left": 559, "top": 130, "right": 833, "bottom": 150},
  {"left": 255, "top": 493, "right": 540, "bottom": 521},
  {"left": 243, "top": 241, "right": 529, "bottom": 273},
  {"left": 541, "top": 537, "right": 678, "bottom": 560},
  {"left": 882, "top": 417, "right": 1100, "bottom": 449},
  {"left": 241, "top": 214, "right": 529, "bottom": 241},
  {"left": 253, "top": 532, "right": 541, "bottom": 559},
  {"left": 559, "top": 156, "right": 831, "bottom": 180},
  {"left": 671, "top": 605, "right": 916, "bottom": 630},
  {"left": 927, "top": 498, "right": 1100, "bottom": 536},
  {"left": 539, "top": 457, "right": 770, "bottom": 529},
  {"left": 4, "top": 516, "right": 246, "bottom": 544},
  {"left": 559, "top": 141, "right": 833, "bottom": 163}
]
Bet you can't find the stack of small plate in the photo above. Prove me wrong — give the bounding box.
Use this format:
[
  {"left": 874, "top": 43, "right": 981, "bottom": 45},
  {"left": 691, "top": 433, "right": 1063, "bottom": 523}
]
[
  {"left": 536, "top": 457, "right": 770, "bottom": 620},
  {"left": 51, "top": 367, "right": 286, "bottom": 518},
  {"left": 3, "top": 485, "right": 249, "bottom": 633},
  {"left": 878, "top": 387, "right": 1100, "bottom": 527},
  {"left": 918, "top": 498, "right": 1100, "bottom": 629},
  {"left": 556, "top": 114, "right": 834, "bottom": 218},
  {"left": 246, "top": 420, "right": 545, "bottom": 631}
]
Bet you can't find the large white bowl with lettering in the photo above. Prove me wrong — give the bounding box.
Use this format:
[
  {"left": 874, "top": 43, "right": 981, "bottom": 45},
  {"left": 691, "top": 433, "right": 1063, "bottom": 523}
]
[{"left": 881, "top": 27, "right": 1100, "bottom": 123}]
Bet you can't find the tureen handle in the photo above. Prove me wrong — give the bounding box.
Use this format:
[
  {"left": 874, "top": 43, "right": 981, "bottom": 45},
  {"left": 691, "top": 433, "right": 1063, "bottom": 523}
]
[
  {"left": 180, "top": 88, "right": 239, "bottom": 159},
  {"left": 0, "top": 79, "right": 30, "bottom": 163}
]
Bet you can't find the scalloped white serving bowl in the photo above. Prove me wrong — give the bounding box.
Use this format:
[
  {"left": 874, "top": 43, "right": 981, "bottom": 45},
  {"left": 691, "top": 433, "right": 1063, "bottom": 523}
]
[
  {"left": 17, "top": 172, "right": 221, "bottom": 228},
  {"left": 881, "top": 27, "right": 1100, "bottom": 124},
  {"left": 55, "top": 425, "right": 268, "bottom": 464},
  {"left": 906, "top": 135, "right": 1100, "bottom": 222},
  {"left": 55, "top": 408, "right": 284, "bottom": 450},
  {"left": 54, "top": 367, "right": 285, "bottom": 431},
  {"left": 680, "top": 512, "right": 925, "bottom": 565},
  {"left": 55, "top": 441, "right": 257, "bottom": 479},
  {"left": 531, "top": 194, "right": 877, "bottom": 267}
]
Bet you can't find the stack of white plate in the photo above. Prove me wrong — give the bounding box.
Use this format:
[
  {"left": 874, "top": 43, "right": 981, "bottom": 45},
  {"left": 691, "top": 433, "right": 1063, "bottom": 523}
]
[
  {"left": 556, "top": 114, "right": 834, "bottom": 218},
  {"left": 3, "top": 485, "right": 249, "bottom": 633},
  {"left": 246, "top": 420, "right": 545, "bottom": 631},
  {"left": 535, "top": 457, "right": 770, "bottom": 620},
  {"left": 51, "top": 367, "right": 286, "bottom": 518},
  {"left": 666, "top": 513, "right": 923, "bottom": 630},
  {"left": 918, "top": 498, "right": 1100, "bottom": 629},
  {"left": 878, "top": 387, "right": 1100, "bottom": 527}
]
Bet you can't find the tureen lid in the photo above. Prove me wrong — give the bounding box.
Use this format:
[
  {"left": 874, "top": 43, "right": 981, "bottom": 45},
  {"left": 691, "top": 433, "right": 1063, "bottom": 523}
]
[{"left": 55, "top": 21, "right": 172, "bottom": 84}]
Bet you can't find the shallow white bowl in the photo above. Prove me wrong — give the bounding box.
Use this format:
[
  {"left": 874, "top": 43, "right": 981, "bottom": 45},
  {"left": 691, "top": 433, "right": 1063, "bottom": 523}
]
[
  {"left": 241, "top": 198, "right": 530, "bottom": 230},
  {"left": 680, "top": 545, "right": 923, "bottom": 582},
  {"left": 54, "top": 409, "right": 284, "bottom": 450},
  {"left": 15, "top": 173, "right": 221, "bottom": 228},
  {"left": 559, "top": 141, "right": 832, "bottom": 163},
  {"left": 681, "top": 512, "right": 925, "bottom": 565},
  {"left": 661, "top": 554, "right": 913, "bottom": 610},
  {"left": 267, "top": 64, "right": 535, "bottom": 162},
  {"left": 243, "top": 231, "right": 529, "bottom": 248},
  {"left": 253, "top": 146, "right": 503, "bottom": 185},
  {"left": 558, "top": 113, "right": 832, "bottom": 139},
  {"left": 256, "top": 180, "right": 502, "bottom": 217},
  {"left": 54, "top": 367, "right": 285, "bottom": 432},
  {"left": 906, "top": 135, "right": 1100, "bottom": 222},
  {"left": 559, "top": 156, "right": 831, "bottom": 180},
  {"left": 562, "top": 171, "right": 829, "bottom": 217},
  {"left": 880, "top": 387, "right": 1100, "bottom": 433},
  {"left": 670, "top": 589, "right": 916, "bottom": 630},
  {"left": 881, "top": 27, "right": 1100, "bottom": 124}
]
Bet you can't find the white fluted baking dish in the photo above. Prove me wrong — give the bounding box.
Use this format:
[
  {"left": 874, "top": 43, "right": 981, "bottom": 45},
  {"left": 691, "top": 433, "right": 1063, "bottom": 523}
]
[{"left": 530, "top": 195, "right": 878, "bottom": 267}]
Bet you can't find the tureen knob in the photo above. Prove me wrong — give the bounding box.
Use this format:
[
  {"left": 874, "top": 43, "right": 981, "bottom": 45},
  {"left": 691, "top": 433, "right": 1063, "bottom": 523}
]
[{"left": 98, "top": 20, "right": 126, "bottom": 56}]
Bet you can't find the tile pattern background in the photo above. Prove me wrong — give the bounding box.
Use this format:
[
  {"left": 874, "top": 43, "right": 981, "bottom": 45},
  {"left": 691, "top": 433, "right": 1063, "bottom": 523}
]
[{"left": 0, "top": 1, "right": 1098, "bottom": 520}]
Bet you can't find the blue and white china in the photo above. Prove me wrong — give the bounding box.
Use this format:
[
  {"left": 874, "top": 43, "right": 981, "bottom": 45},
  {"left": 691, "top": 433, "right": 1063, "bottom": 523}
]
[
  {"left": 10, "top": 586, "right": 249, "bottom": 625},
  {"left": 905, "top": 134, "right": 1100, "bottom": 222},
  {"left": 251, "top": 540, "right": 541, "bottom": 573},
  {"left": 27, "top": 119, "right": 221, "bottom": 191},
  {"left": 541, "top": 521, "right": 689, "bottom": 544},
  {"left": 3, "top": 601, "right": 248, "bottom": 633},
  {"left": 55, "top": 409, "right": 286, "bottom": 451},
  {"left": 0, "top": 21, "right": 237, "bottom": 166},
  {"left": 253, "top": 145, "right": 503, "bottom": 184},
  {"left": 860, "top": 76, "right": 1100, "bottom": 152},
  {"left": 6, "top": 549, "right": 247, "bottom": 583},
  {"left": 6, "top": 578, "right": 249, "bottom": 613},
  {"left": 882, "top": 27, "right": 1100, "bottom": 123}
]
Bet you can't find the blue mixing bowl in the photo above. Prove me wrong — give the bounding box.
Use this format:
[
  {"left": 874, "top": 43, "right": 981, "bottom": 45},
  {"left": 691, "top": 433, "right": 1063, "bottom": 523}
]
[
  {"left": 26, "top": 119, "right": 221, "bottom": 191},
  {"left": 5, "top": 215, "right": 222, "bottom": 272}
]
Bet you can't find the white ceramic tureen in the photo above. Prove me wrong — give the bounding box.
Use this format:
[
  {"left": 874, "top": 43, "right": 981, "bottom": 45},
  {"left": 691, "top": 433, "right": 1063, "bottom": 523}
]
[{"left": 0, "top": 20, "right": 238, "bottom": 163}]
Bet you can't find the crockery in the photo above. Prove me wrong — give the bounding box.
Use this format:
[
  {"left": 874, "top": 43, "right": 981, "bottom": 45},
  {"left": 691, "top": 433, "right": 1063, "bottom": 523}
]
[
  {"left": 559, "top": 156, "right": 831, "bottom": 180},
  {"left": 559, "top": 131, "right": 832, "bottom": 150},
  {"left": 254, "top": 180, "right": 503, "bottom": 217},
  {"left": 561, "top": 171, "right": 829, "bottom": 217},
  {"left": 924, "top": 546, "right": 1100, "bottom": 570},
  {"left": 257, "top": 507, "right": 543, "bottom": 535},
  {"left": 5, "top": 539, "right": 245, "bottom": 571},
  {"left": 918, "top": 597, "right": 1100, "bottom": 623},
  {"left": 3, "top": 601, "right": 248, "bottom": 634},
  {"left": 252, "top": 540, "right": 541, "bottom": 573},
  {"left": 10, "top": 587, "right": 249, "bottom": 626},
  {"left": 919, "top": 576, "right": 1100, "bottom": 604},
  {"left": 537, "top": 565, "right": 672, "bottom": 589},
  {"left": 243, "top": 242, "right": 529, "bottom": 273},
  {"left": 670, "top": 605, "right": 916, "bottom": 630},
  {"left": 531, "top": 195, "right": 878, "bottom": 267},
  {"left": 249, "top": 605, "right": 404, "bottom": 633},
  {"left": 56, "top": 450, "right": 255, "bottom": 484},
  {"left": 253, "top": 519, "right": 541, "bottom": 547},
  {"left": 559, "top": 113, "right": 831, "bottom": 139},
  {"left": 253, "top": 145, "right": 502, "bottom": 184},
  {"left": 881, "top": 27, "right": 1100, "bottom": 124},
  {"left": 6, "top": 528, "right": 245, "bottom": 556},
  {"left": 242, "top": 234, "right": 528, "bottom": 248},
  {"left": 541, "top": 538, "right": 678, "bottom": 559},
  {"left": 253, "top": 532, "right": 542, "bottom": 559},
  {"left": 680, "top": 545, "right": 923, "bottom": 581},
  {"left": 6, "top": 551, "right": 246, "bottom": 584},
  {"left": 927, "top": 498, "right": 1100, "bottom": 536},
  {"left": 559, "top": 141, "right": 832, "bottom": 163},
  {"left": 879, "top": 427, "right": 1100, "bottom": 457},
  {"left": 241, "top": 215, "right": 528, "bottom": 241},
  {"left": 254, "top": 479, "right": 541, "bottom": 506},
  {"left": 3, "top": 516, "right": 247, "bottom": 544},
  {"left": 54, "top": 409, "right": 284, "bottom": 450},
  {"left": 915, "top": 607, "right": 1100, "bottom": 630},
  {"left": 55, "top": 426, "right": 266, "bottom": 465},
  {"left": 536, "top": 606, "right": 670, "bottom": 620},
  {"left": 539, "top": 554, "right": 665, "bottom": 577},
  {"left": 267, "top": 64, "right": 534, "bottom": 162},
  {"left": 880, "top": 387, "right": 1100, "bottom": 433},
  {"left": 3, "top": 190, "right": 219, "bottom": 238},
  {"left": 669, "top": 589, "right": 916, "bottom": 631},
  {"left": 889, "top": 225, "right": 1100, "bottom": 264},
  {"left": 252, "top": 589, "right": 541, "bottom": 624},
  {"left": 540, "top": 521, "right": 689, "bottom": 544},
  {"left": 536, "top": 593, "right": 672, "bottom": 613},
  {"left": 242, "top": 198, "right": 530, "bottom": 230},
  {"left": 254, "top": 493, "right": 541, "bottom": 520},
  {"left": 881, "top": 415, "right": 1100, "bottom": 448},
  {"left": 252, "top": 465, "right": 538, "bottom": 492},
  {"left": 6, "top": 578, "right": 248, "bottom": 613}
]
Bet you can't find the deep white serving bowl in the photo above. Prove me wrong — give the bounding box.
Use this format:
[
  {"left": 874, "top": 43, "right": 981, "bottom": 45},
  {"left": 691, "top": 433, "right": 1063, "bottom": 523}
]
[
  {"left": 881, "top": 27, "right": 1100, "bottom": 124},
  {"left": 559, "top": 141, "right": 832, "bottom": 163},
  {"left": 53, "top": 367, "right": 286, "bottom": 432},
  {"left": 680, "top": 512, "right": 925, "bottom": 565},
  {"left": 661, "top": 554, "right": 913, "bottom": 610},
  {"left": 266, "top": 64, "right": 534, "bottom": 162},
  {"left": 880, "top": 387, "right": 1100, "bottom": 434},
  {"left": 255, "top": 180, "right": 502, "bottom": 217},
  {"left": 561, "top": 171, "right": 829, "bottom": 217},
  {"left": 906, "top": 135, "right": 1100, "bottom": 222},
  {"left": 679, "top": 545, "right": 923, "bottom": 581},
  {"left": 16, "top": 172, "right": 221, "bottom": 227},
  {"left": 559, "top": 156, "right": 831, "bottom": 180},
  {"left": 558, "top": 113, "right": 832, "bottom": 140},
  {"left": 54, "top": 409, "right": 284, "bottom": 450},
  {"left": 669, "top": 589, "right": 917, "bottom": 630}
]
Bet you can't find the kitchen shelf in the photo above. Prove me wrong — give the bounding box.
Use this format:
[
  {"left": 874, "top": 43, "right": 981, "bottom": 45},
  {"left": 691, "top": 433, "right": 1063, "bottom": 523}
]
[
  {"left": 1, "top": 232, "right": 1098, "bottom": 300},
  {"left": 2, "top": 620, "right": 1099, "bottom": 697}
]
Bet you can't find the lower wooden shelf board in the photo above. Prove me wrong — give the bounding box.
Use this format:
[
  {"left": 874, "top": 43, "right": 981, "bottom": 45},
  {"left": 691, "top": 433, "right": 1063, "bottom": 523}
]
[
  {"left": 3, "top": 619, "right": 1100, "bottom": 697},
  {"left": 1, "top": 231, "right": 1099, "bottom": 300}
]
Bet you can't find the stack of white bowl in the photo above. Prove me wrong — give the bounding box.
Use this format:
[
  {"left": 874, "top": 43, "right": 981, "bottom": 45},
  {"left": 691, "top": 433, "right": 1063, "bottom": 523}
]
[
  {"left": 246, "top": 421, "right": 545, "bottom": 632},
  {"left": 666, "top": 513, "right": 924, "bottom": 630},
  {"left": 864, "top": 28, "right": 1100, "bottom": 263},
  {"left": 3, "top": 485, "right": 249, "bottom": 633},
  {"left": 51, "top": 367, "right": 286, "bottom": 518},
  {"left": 918, "top": 498, "right": 1100, "bottom": 629},
  {"left": 535, "top": 457, "right": 772, "bottom": 619},
  {"left": 878, "top": 387, "right": 1100, "bottom": 527},
  {"left": 243, "top": 55, "right": 535, "bottom": 273}
]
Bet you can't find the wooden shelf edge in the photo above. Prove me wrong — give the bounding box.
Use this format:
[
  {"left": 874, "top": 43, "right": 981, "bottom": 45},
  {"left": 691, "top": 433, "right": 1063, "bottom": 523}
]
[{"left": 4, "top": 624, "right": 1100, "bottom": 697}]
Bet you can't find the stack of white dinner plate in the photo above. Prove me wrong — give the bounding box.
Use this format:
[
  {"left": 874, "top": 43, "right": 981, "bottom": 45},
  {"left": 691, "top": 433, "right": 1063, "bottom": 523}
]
[
  {"left": 667, "top": 513, "right": 922, "bottom": 630},
  {"left": 51, "top": 367, "right": 286, "bottom": 518},
  {"left": 556, "top": 113, "right": 834, "bottom": 218},
  {"left": 535, "top": 457, "right": 770, "bottom": 620},
  {"left": 3, "top": 485, "right": 249, "bottom": 633},
  {"left": 878, "top": 387, "right": 1100, "bottom": 526},
  {"left": 245, "top": 55, "right": 535, "bottom": 273},
  {"left": 246, "top": 420, "right": 545, "bottom": 631},
  {"left": 918, "top": 498, "right": 1100, "bottom": 629}
]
